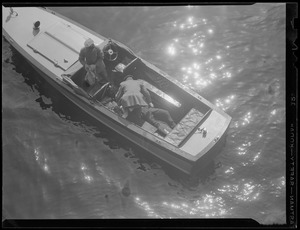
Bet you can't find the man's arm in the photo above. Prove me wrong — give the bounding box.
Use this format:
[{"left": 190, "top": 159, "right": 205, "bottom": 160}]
[
  {"left": 115, "top": 85, "right": 124, "bottom": 104},
  {"left": 141, "top": 84, "right": 152, "bottom": 105},
  {"left": 79, "top": 48, "right": 86, "bottom": 66}
]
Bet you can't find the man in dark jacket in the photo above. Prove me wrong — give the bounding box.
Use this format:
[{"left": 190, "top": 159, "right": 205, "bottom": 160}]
[{"left": 79, "top": 38, "right": 109, "bottom": 86}]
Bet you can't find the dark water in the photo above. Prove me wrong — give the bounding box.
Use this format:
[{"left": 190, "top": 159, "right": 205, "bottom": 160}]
[{"left": 2, "top": 4, "right": 286, "bottom": 224}]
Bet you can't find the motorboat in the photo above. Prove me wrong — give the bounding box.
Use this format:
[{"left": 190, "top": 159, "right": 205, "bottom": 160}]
[{"left": 2, "top": 6, "right": 232, "bottom": 175}]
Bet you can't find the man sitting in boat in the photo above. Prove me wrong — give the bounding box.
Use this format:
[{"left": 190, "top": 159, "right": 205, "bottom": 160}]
[
  {"left": 115, "top": 75, "right": 152, "bottom": 125},
  {"left": 79, "top": 38, "right": 109, "bottom": 87}
]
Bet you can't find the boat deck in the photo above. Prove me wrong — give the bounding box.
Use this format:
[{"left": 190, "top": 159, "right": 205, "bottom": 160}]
[{"left": 3, "top": 7, "right": 105, "bottom": 78}]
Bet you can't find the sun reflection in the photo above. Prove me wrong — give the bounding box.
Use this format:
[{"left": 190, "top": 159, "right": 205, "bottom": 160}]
[
  {"left": 236, "top": 141, "right": 252, "bottom": 156},
  {"left": 80, "top": 163, "right": 94, "bottom": 183},
  {"left": 193, "top": 63, "right": 200, "bottom": 70},
  {"left": 96, "top": 165, "right": 114, "bottom": 185},
  {"left": 238, "top": 111, "right": 253, "bottom": 127},
  {"left": 224, "top": 72, "right": 232, "bottom": 78},
  {"left": 270, "top": 109, "right": 276, "bottom": 116},
  {"left": 162, "top": 193, "right": 229, "bottom": 217},
  {"left": 165, "top": 16, "right": 233, "bottom": 92},
  {"left": 43, "top": 164, "right": 50, "bottom": 173},
  {"left": 134, "top": 196, "right": 161, "bottom": 218},
  {"left": 34, "top": 147, "right": 51, "bottom": 174},
  {"left": 224, "top": 167, "right": 234, "bottom": 175},
  {"left": 219, "top": 64, "right": 225, "bottom": 70},
  {"left": 208, "top": 29, "right": 214, "bottom": 34},
  {"left": 167, "top": 44, "right": 176, "bottom": 56},
  {"left": 237, "top": 147, "right": 246, "bottom": 155},
  {"left": 280, "top": 177, "right": 285, "bottom": 186},
  {"left": 251, "top": 151, "right": 261, "bottom": 162},
  {"left": 215, "top": 94, "right": 236, "bottom": 111},
  {"left": 209, "top": 73, "right": 217, "bottom": 79},
  {"left": 34, "top": 148, "right": 40, "bottom": 161},
  {"left": 218, "top": 180, "right": 262, "bottom": 202},
  {"left": 269, "top": 176, "right": 285, "bottom": 197}
]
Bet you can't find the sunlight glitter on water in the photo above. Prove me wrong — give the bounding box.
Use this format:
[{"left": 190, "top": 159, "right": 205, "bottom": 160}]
[
  {"left": 161, "top": 193, "right": 229, "bottom": 217},
  {"left": 224, "top": 166, "right": 235, "bottom": 175},
  {"left": 164, "top": 14, "right": 234, "bottom": 91},
  {"left": 167, "top": 44, "right": 177, "bottom": 56},
  {"left": 236, "top": 141, "right": 253, "bottom": 156},
  {"left": 134, "top": 196, "right": 162, "bottom": 218},
  {"left": 34, "top": 147, "right": 51, "bottom": 174},
  {"left": 80, "top": 163, "right": 94, "bottom": 183},
  {"left": 234, "top": 111, "right": 253, "bottom": 128},
  {"left": 218, "top": 180, "right": 262, "bottom": 202},
  {"left": 269, "top": 176, "right": 286, "bottom": 197},
  {"left": 251, "top": 151, "right": 261, "bottom": 162},
  {"left": 242, "top": 112, "right": 252, "bottom": 126},
  {"left": 215, "top": 94, "right": 236, "bottom": 111}
]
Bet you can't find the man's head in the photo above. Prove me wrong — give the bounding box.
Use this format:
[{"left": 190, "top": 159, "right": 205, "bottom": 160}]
[{"left": 84, "top": 38, "right": 94, "bottom": 48}]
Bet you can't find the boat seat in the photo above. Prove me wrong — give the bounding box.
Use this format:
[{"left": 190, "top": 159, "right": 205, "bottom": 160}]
[
  {"left": 164, "top": 108, "right": 206, "bottom": 147},
  {"left": 123, "top": 57, "right": 143, "bottom": 75}
]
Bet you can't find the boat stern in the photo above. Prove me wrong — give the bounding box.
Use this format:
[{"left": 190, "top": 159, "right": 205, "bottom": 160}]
[{"left": 178, "top": 109, "right": 231, "bottom": 171}]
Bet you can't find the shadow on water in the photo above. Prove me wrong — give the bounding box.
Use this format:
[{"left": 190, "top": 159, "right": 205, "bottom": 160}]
[
  {"left": 127, "top": 143, "right": 222, "bottom": 188},
  {"left": 5, "top": 42, "right": 218, "bottom": 188},
  {"left": 125, "top": 146, "right": 220, "bottom": 189}
]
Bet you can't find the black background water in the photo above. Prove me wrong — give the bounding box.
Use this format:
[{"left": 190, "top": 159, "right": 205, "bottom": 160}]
[{"left": 2, "top": 3, "right": 287, "bottom": 224}]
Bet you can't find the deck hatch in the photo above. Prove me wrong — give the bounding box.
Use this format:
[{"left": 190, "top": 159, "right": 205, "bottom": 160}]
[
  {"left": 45, "top": 22, "right": 88, "bottom": 54},
  {"left": 27, "top": 32, "right": 78, "bottom": 70}
]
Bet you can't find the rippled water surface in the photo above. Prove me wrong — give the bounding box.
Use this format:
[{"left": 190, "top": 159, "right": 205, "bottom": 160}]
[{"left": 2, "top": 3, "right": 286, "bottom": 224}]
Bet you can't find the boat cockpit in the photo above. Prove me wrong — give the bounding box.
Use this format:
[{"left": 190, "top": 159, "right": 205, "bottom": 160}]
[{"left": 61, "top": 39, "right": 212, "bottom": 143}]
